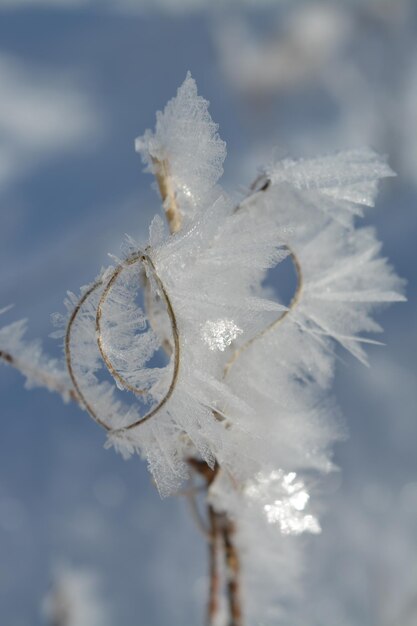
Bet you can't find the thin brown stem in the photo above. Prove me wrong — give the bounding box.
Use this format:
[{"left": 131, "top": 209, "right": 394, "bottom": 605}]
[
  {"left": 64, "top": 250, "right": 181, "bottom": 433},
  {"left": 153, "top": 155, "right": 247, "bottom": 626},
  {"left": 144, "top": 278, "right": 173, "bottom": 356},
  {"left": 65, "top": 280, "right": 111, "bottom": 431},
  {"left": 220, "top": 516, "right": 242, "bottom": 626},
  {"left": 187, "top": 458, "right": 219, "bottom": 484},
  {"left": 95, "top": 252, "right": 181, "bottom": 432},
  {"left": 207, "top": 505, "right": 220, "bottom": 626},
  {"left": 187, "top": 459, "right": 225, "bottom": 625},
  {"left": 96, "top": 253, "right": 179, "bottom": 394},
  {"left": 224, "top": 178, "right": 304, "bottom": 380},
  {"left": 152, "top": 157, "right": 182, "bottom": 234},
  {"left": 184, "top": 482, "right": 211, "bottom": 539}
]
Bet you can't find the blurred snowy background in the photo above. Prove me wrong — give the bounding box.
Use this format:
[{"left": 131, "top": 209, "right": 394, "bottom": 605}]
[{"left": 0, "top": 1, "right": 416, "bottom": 625}]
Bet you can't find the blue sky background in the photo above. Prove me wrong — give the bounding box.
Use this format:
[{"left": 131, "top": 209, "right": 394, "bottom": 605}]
[{"left": 0, "top": 2, "right": 416, "bottom": 625}]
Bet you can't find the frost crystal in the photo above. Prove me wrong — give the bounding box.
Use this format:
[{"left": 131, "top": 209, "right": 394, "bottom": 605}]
[
  {"left": 0, "top": 313, "right": 72, "bottom": 400},
  {"left": 245, "top": 470, "right": 321, "bottom": 535},
  {"left": 201, "top": 319, "right": 243, "bottom": 351}
]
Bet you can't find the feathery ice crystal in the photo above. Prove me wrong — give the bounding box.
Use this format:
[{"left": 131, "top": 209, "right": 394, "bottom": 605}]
[{"left": 0, "top": 73, "right": 405, "bottom": 624}]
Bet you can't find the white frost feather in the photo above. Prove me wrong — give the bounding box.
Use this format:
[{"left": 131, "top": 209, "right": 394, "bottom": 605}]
[
  {"left": 135, "top": 72, "right": 226, "bottom": 221},
  {"left": 0, "top": 314, "right": 71, "bottom": 400}
]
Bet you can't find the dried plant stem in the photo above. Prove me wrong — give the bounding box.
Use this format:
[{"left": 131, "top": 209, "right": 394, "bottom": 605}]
[
  {"left": 96, "top": 253, "right": 177, "bottom": 397},
  {"left": 214, "top": 176, "right": 305, "bottom": 624},
  {"left": 224, "top": 178, "right": 304, "bottom": 379},
  {"left": 95, "top": 252, "right": 181, "bottom": 432},
  {"left": 223, "top": 247, "right": 302, "bottom": 378},
  {"left": 0, "top": 349, "right": 78, "bottom": 402},
  {"left": 64, "top": 251, "right": 181, "bottom": 433},
  {"left": 150, "top": 136, "right": 247, "bottom": 624},
  {"left": 187, "top": 460, "right": 223, "bottom": 624},
  {"left": 185, "top": 485, "right": 211, "bottom": 539},
  {"left": 144, "top": 157, "right": 181, "bottom": 352},
  {"left": 187, "top": 459, "right": 243, "bottom": 626},
  {"left": 207, "top": 504, "right": 220, "bottom": 626},
  {"left": 153, "top": 157, "right": 182, "bottom": 234},
  {"left": 220, "top": 516, "right": 242, "bottom": 626},
  {"left": 65, "top": 280, "right": 111, "bottom": 431},
  {"left": 144, "top": 279, "right": 173, "bottom": 356}
]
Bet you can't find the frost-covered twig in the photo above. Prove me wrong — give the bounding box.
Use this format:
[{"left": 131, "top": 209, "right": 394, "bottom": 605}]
[
  {"left": 0, "top": 73, "right": 405, "bottom": 626},
  {"left": 0, "top": 317, "right": 75, "bottom": 402},
  {"left": 95, "top": 251, "right": 180, "bottom": 425},
  {"left": 187, "top": 458, "right": 235, "bottom": 626}
]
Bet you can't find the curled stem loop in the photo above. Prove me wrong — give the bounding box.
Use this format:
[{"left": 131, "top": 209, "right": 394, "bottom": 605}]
[
  {"left": 224, "top": 179, "right": 304, "bottom": 379},
  {"left": 65, "top": 252, "right": 180, "bottom": 432}
]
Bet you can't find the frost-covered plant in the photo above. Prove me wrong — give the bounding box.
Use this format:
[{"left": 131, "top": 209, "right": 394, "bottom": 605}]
[
  {"left": 0, "top": 74, "right": 405, "bottom": 625},
  {"left": 42, "top": 564, "right": 108, "bottom": 626}
]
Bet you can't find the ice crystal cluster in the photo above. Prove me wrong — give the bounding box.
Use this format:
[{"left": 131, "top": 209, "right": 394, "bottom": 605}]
[{"left": 0, "top": 74, "right": 405, "bottom": 623}]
